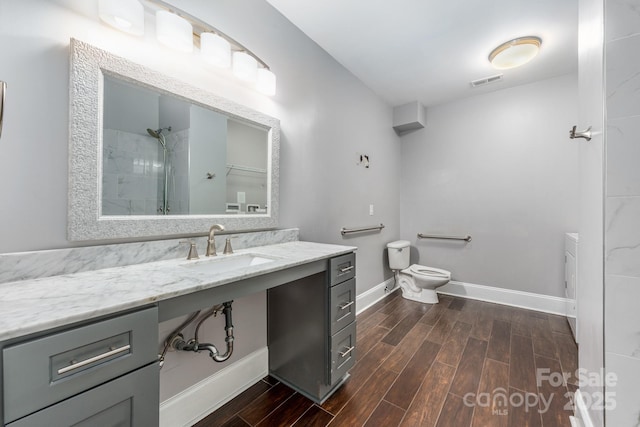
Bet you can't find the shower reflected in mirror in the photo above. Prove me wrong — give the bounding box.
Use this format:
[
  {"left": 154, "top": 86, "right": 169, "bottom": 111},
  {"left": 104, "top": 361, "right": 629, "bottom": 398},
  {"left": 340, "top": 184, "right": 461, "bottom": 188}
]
[
  {"left": 101, "top": 74, "right": 268, "bottom": 217},
  {"left": 146, "top": 126, "right": 172, "bottom": 214}
]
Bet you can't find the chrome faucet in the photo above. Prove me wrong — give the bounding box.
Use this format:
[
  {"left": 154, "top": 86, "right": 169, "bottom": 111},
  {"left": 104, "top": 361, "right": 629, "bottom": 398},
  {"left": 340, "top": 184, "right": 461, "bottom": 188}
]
[{"left": 206, "top": 224, "right": 225, "bottom": 256}]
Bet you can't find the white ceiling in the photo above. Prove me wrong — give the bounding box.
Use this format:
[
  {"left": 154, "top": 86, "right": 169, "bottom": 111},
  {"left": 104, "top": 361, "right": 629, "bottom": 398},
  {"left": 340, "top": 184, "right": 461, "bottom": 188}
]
[{"left": 266, "top": 0, "right": 578, "bottom": 108}]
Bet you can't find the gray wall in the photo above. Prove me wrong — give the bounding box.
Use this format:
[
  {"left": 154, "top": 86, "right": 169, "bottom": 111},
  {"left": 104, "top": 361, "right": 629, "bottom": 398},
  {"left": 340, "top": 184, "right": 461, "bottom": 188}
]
[{"left": 400, "top": 74, "right": 579, "bottom": 298}]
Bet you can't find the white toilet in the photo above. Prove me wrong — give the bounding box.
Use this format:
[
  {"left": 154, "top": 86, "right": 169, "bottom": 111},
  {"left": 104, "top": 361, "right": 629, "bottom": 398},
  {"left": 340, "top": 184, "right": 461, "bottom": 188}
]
[{"left": 386, "top": 240, "right": 451, "bottom": 304}]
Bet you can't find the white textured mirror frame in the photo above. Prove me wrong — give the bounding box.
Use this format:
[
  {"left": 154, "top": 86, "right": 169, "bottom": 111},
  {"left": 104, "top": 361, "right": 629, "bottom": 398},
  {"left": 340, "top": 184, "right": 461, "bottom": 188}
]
[{"left": 68, "top": 38, "right": 280, "bottom": 241}]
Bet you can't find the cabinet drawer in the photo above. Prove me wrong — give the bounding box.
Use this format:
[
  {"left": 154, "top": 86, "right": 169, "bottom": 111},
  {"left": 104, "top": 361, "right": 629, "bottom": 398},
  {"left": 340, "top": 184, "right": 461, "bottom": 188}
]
[
  {"left": 330, "top": 278, "right": 356, "bottom": 335},
  {"left": 329, "top": 252, "right": 356, "bottom": 286},
  {"left": 330, "top": 321, "right": 356, "bottom": 384},
  {"left": 7, "top": 363, "right": 159, "bottom": 427},
  {"left": 3, "top": 306, "right": 158, "bottom": 423}
]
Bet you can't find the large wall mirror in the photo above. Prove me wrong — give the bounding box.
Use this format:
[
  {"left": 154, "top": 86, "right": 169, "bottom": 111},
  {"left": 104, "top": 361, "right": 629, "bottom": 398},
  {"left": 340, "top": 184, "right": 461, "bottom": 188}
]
[{"left": 68, "top": 39, "right": 279, "bottom": 241}]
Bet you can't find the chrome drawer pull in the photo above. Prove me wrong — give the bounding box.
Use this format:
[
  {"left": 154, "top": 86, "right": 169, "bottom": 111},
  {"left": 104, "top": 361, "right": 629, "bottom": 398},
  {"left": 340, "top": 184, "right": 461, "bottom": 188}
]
[
  {"left": 339, "top": 346, "right": 355, "bottom": 358},
  {"left": 57, "top": 344, "right": 131, "bottom": 375},
  {"left": 338, "top": 301, "right": 354, "bottom": 310},
  {"left": 339, "top": 265, "right": 354, "bottom": 273}
]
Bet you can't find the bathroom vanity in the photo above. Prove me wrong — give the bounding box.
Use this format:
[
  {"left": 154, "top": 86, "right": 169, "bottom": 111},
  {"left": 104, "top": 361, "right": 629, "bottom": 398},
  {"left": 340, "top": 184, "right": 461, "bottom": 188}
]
[
  {"left": 0, "top": 241, "right": 357, "bottom": 426},
  {"left": 268, "top": 252, "right": 356, "bottom": 402}
]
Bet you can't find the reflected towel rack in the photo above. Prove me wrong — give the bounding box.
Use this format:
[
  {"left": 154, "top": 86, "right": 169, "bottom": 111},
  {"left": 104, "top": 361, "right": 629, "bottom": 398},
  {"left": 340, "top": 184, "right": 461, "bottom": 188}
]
[
  {"left": 341, "top": 223, "right": 385, "bottom": 236},
  {"left": 417, "top": 233, "right": 472, "bottom": 242},
  {"left": 226, "top": 164, "right": 267, "bottom": 176}
]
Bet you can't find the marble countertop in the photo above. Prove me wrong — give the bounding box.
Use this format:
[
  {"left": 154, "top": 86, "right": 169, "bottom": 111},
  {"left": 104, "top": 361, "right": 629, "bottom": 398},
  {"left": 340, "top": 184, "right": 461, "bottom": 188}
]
[{"left": 0, "top": 241, "right": 356, "bottom": 342}]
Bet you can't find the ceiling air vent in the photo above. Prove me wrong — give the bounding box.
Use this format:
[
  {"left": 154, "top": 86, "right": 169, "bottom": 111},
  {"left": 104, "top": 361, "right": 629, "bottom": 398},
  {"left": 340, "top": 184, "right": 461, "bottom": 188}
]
[{"left": 470, "top": 74, "right": 504, "bottom": 88}]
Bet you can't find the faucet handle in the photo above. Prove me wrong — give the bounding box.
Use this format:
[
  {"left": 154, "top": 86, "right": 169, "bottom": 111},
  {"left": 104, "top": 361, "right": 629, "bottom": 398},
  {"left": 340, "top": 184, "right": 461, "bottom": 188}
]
[
  {"left": 180, "top": 240, "right": 200, "bottom": 260},
  {"left": 223, "top": 238, "right": 234, "bottom": 255}
]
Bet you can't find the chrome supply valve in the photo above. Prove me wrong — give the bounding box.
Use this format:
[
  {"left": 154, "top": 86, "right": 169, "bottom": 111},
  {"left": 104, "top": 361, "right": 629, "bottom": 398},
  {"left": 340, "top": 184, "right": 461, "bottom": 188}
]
[
  {"left": 223, "top": 238, "right": 234, "bottom": 254},
  {"left": 180, "top": 240, "right": 199, "bottom": 260}
]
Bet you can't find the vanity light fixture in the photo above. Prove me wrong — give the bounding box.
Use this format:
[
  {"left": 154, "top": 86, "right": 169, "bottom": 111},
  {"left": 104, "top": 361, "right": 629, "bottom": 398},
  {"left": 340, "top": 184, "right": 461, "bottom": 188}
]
[
  {"left": 232, "top": 51, "right": 258, "bottom": 83},
  {"left": 98, "top": 0, "right": 144, "bottom": 36},
  {"left": 97, "top": 0, "right": 277, "bottom": 95},
  {"left": 256, "top": 68, "right": 277, "bottom": 96},
  {"left": 200, "top": 32, "right": 231, "bottom": 68},
  {"left": 156, "top": 10, "right": 193, "bottom": 52},
  {"left": 488, "top": 36, "right": 542, "bottom": 70}
]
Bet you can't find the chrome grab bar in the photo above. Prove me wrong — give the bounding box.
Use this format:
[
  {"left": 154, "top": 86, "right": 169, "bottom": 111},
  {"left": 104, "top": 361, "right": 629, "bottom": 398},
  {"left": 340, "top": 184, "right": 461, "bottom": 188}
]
[
  {"left": 341, "top": 223, "right": 385, "bottom": 235},
  {"left": 417, "top": 233, "right": 472, "bottom": 242},
  {"left": 57, "top": 344, "right": 131, "bottom": 375},
  {"left": 0, "top": 81, "right": 6, "bottom": 139}
]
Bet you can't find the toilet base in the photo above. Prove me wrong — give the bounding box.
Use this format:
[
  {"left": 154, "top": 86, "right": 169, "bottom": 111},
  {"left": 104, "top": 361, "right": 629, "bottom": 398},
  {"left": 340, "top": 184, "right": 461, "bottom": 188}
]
[
  {"left": 397, "top": 274, "right": 441, "bottom": 304},
  {"left": 399, "top": 286, "right": 439, "bottom": 304}
]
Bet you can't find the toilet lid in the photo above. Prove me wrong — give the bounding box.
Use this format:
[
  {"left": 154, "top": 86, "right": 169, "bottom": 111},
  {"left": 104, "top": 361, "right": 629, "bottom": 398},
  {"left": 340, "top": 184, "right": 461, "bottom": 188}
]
[{"left": 409, "top": 264, "right": 451, "bottom": 278}]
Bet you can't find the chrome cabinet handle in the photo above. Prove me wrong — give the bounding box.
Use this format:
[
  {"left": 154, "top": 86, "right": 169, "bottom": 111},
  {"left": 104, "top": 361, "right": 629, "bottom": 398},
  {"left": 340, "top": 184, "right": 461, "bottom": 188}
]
[
  {"left": 569, "top": 125, "right": 592, "bottom": 141},
  {"left": 0, "top": 81, "right": 6, "bottom": 139},
  {"left": 339, "top": 265, "right": 354, "bottom": 273},
  {"left": 57, "top": 344, "right": 131, "bottom": 375},
  {"left": 339, "top": 346, "right": 355, "bottom": 358},
  {"left": 338, "top": 301, "right": 354, "bottom": 310}
]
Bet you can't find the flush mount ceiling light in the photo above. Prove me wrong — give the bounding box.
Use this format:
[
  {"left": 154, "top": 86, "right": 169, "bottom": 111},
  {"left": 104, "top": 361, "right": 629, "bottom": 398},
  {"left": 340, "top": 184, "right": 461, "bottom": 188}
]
[
  {"left": 98, "top": 0, "right": 144, "bottom": 35},
  {"left": 489, "top": 36, "right": 542, "bottom": 70}
]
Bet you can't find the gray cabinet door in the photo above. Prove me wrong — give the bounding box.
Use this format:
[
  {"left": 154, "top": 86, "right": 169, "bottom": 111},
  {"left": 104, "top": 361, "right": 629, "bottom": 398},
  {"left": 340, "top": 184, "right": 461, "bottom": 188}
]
[{"left": 7, "top": 363, "right": 159, "bottom": 427}]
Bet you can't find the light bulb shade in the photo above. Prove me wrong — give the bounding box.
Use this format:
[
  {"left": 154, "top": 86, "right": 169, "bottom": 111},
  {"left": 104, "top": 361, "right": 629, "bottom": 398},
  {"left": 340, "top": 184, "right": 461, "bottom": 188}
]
[
  {"left": 201, "top": 33, "right": 231, "bottom": 68},
  {"left": 99, "top": 0, "right": 144, "bottom": 36},
  {"left": 156, "top": 10, "right": 193, "bottom": 52},
  {"left": 233, "top": 51, "right": 258, "bottom": 82},
  {"left": 489, "top": 36, "right": 542, "bottom": 70},
  {"left": 256, "top": 68, "right": 277, "bottom": 96}
]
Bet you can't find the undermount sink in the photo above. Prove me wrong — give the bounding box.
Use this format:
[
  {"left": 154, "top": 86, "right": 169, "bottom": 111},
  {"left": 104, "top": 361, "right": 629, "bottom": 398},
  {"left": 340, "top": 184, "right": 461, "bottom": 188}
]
[{"left": 180, "top": 253, "right": 276, "bottom": 275}]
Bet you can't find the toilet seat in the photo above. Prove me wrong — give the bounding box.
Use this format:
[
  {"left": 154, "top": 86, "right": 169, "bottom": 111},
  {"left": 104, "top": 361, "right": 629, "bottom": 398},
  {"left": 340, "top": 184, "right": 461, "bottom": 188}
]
[{"left": 406, "top": 264, "right": 450, "bottom": 279}]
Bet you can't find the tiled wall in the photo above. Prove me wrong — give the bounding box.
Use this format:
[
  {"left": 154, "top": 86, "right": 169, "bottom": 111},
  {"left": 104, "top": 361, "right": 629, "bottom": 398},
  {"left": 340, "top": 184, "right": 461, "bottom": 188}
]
[
  {"left": 604, "top": 0, "right": 640, "bottom": 424},
  {"left": 102, "top": 129, "right": 189, "bottom": 215}
]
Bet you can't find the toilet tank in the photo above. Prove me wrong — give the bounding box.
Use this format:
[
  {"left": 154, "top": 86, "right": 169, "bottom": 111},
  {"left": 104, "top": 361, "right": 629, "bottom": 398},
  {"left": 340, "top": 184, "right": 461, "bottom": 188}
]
[{"left": 386, "top": 240, "right": 410, "bottom": 270}]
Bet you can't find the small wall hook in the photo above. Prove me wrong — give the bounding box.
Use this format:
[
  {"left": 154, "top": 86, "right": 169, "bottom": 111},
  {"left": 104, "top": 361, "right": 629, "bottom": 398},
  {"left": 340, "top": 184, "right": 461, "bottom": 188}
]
[
  {"left": 569, "top": 125, "right": 592, "bottom": 141},
  {"left": 206, "top": 172, "right": 216, "bottom": 180}
]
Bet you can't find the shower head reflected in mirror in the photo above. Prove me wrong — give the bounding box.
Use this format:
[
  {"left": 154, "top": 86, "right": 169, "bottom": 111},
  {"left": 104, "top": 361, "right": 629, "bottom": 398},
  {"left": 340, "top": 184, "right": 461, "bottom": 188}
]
[
  {"left": 147, "top": 126, "right": 171, "bottom": 148},
  {"left": 146, "top": 126, "right": 171, "bottom": 139},
  {"left": 146, "top": 126, "right": 172, "bottom": 214}
]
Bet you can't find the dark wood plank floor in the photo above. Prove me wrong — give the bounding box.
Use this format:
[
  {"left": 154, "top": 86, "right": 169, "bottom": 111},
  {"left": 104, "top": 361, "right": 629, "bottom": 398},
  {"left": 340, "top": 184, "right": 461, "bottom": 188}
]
[{"left": 194, "top": 291, "right": 578, "bottom": 427}]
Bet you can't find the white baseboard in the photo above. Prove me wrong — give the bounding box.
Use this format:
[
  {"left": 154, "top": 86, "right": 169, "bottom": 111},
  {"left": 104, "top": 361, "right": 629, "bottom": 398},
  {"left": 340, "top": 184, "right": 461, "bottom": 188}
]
[
  {"left": 573, "top": 389, "right": 595, "bottom": 427},
  {"left": 159, "top": 347, "right": 269, "bottom": 427},
  {"left": 437, "top": 280, "right": 572, "bottom": 316},
  {"left": 356, "top": 278, "right": 396, "bottom": 315}
]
